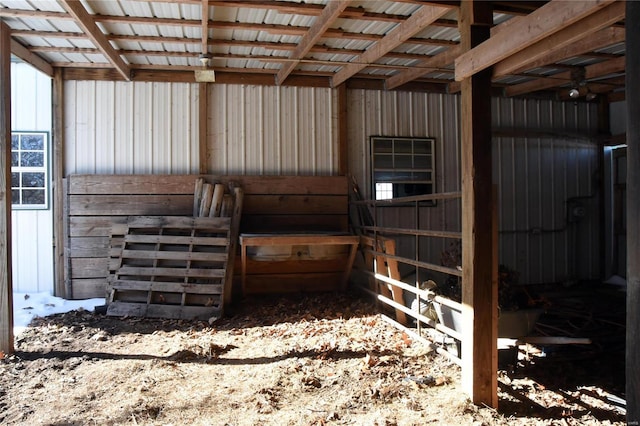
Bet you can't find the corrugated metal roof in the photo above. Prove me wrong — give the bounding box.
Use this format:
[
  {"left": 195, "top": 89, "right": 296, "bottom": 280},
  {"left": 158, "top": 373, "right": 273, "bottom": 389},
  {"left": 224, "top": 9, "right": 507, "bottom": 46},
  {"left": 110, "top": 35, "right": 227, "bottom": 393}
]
[{"left": 0, "top": 0, "right": 626, "bottom": 96}]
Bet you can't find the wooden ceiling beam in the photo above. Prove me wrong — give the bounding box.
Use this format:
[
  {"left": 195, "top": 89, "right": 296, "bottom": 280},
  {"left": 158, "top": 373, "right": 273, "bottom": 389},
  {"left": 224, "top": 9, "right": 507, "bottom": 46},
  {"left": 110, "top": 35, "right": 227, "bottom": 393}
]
[
  {"left": 276, "top": 0, "right": 350, "bottom": 85},
  {"left": 201, "top": 0, "right": 209, "bottom": 57},
  {"left": 58, "top": 0, "right": 131, "bottom": 81},
  {"left": 454, "top": 0, "right": 615, "bottom": 81},
  {"left": 386, "top": 44, "right": 460, "bottom": 89},
  {"left": 501, "top": 26, "right": 624, "bottom": 75},
  {"left": 10, "top": 39, "right": 53, "bottom": 76},
  {"left": 493, "top": 1, "right": 625, "bottom": 78},
  {"left": 505, "top": 55, "right": 625, "bottom": 97},
  {"left": 332, "top": 5, "right": 450, "bottom": 87}
]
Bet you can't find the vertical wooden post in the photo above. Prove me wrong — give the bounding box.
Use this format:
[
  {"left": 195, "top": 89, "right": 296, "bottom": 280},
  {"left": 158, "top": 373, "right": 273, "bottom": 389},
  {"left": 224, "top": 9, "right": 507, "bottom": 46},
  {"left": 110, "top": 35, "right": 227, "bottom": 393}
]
[
  {"left": 0, "top": 20, "right": 14, "bottom": 354},
  {"left": 337, "top": 83, "right": 348, "bottom": 176},
  {"left": 52, "top": 67, "right": 67, "bottom": 298},
  {"left": 198, "top": 83, "right": 209, "bottom": 174},
  {"left": 626, "top": 0, "right": 640, "bottom": 422},
  {"left": 458, "top": 1, "right": 497, "bottom": 407}
]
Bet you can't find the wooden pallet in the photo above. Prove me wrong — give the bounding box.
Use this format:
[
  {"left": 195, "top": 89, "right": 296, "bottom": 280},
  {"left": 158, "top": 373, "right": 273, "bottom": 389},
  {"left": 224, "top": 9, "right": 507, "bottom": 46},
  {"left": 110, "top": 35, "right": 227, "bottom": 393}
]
[{"left": 106, "top": 215, "right": 232, "bottom": 320}]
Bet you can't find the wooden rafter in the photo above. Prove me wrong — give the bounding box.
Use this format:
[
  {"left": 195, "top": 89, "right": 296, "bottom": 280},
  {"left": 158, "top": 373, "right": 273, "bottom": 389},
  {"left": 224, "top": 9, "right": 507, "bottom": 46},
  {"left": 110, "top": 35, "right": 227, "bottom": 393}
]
[
  {"left": 454, "top": 0, "right": 615, "bottom": 81},
  {"left": 59, "top": 0, "right": 131, "bottom": 81},
  {"left": 500, "top": 26, "right": 625, "bottom": 77},
  {"left": 505, "top": 55, "right": 625, "bottom": 97},
  {"left": 10, "top": 39, "right": 53, "bottom": 76},
  {"left": 201, "top": 0, "right": 209, "bottom": 57},
  {"left": 277, "top": 0, "right": 350, "bottom": 85},
  {"left": 493, "top": 1, "right": 625, "bottom": 78},
  {"left": 386, "top": 44, "right": 461, "bottom": 89},
  {"left": 332, "top": 5, "right": 450, "bottom": 87}
]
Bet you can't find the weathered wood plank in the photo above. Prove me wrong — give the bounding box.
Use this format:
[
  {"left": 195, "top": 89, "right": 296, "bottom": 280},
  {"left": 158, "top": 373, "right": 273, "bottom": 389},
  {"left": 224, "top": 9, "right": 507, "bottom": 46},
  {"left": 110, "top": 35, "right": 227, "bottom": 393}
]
[
  {"left": 0, "top": 20, "right": 13, "bottom": 354},
  {"left": 243, "top": 195, "right": 348, "bottom": 215},
  {"left": 116, "top": 265, "right": 226, "bottom": 279},
  {"left": 123, "top": 234, "right": 229, "bottom": 246},
  {"left": 244, "top": 273, "right": 344, "bottom": 294},
  {"left": 243, "top": 258, "right": 349, "bottom": 274},
  {"left": 241, "top": 215, "right": 348, "bottom": 232},
  {"left": 70, "top": 216, "right": 127, "bottom": 237},
  {"left": 70, "top": 278, "right": 108, "bottom": 300},
  {"left": 240, "top": 234, "right": 358, "bottom": 246},
  {"left": 71, "top": 257, "right": 109, "bottom": 279},
  {"left": 68, "top": 194, "right": 193, "bottom": 216},
  {"left": 127, "top": 215, "right": 231, "bottom": 229},
  {"left": 120, "top": 249, "right": 228, "bottom": 262},
  {"left": 68, "top": 174, "right": 349, "bottom": 195},
  {"left": 107, "top": 302, "right": 221, "bottom": 320},
  {"left": 69, "top": 237, "right": 110, "bottom": 258},
  {"left": 109, "top": 280, "right": 223, "bottom": 295}
]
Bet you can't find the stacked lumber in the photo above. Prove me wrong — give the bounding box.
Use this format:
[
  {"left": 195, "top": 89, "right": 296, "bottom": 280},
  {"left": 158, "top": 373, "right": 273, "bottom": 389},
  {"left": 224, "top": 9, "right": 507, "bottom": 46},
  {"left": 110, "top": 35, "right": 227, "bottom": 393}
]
[{"left": 106, "top": 179, "right": 243, "bottom": 320}]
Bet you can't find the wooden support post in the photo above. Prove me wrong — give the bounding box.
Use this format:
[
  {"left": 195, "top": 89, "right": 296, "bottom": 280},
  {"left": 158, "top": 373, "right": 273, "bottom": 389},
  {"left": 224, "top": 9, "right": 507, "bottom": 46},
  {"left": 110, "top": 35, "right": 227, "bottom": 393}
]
[
  {"left": 53, "top": 68, "right": 67, "bottom": 298},
  {"left": 458, "top": 1, "right": 497, "bottom": 407},
  {"left": 0, "top": 20, "right": 14, "bottom": 354},
  {"left": 626, "top": 0, "right": 640, "bottom": 422},
  {"left": 198, "top": 83, "right": 208, "bottom": 174},
  {"left": 337, "top": 83, "right": 348, "bottom": 176}
]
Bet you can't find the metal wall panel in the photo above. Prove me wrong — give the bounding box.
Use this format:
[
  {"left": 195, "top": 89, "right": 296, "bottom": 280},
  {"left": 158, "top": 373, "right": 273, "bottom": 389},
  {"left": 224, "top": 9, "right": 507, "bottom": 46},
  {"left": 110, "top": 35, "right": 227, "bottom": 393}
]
[
  {"left": 64, "top": 81, "right": 199, "bottom": 174},
  {"left": 348, "top": 89, "right": 600, "bottom": 285},
  {"left": 10, "top": 62, "right": 54, "bottom": 294},
  {"left": 208, "top": 84, "right": 337, "bottom": 175}
]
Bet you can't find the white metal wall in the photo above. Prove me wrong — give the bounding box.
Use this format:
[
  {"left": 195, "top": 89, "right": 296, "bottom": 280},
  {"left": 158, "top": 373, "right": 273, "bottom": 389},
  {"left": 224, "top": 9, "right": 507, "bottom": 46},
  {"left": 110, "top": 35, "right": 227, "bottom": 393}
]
[
  {"left": 11, "top": 62, "right": 54, "bottom": 294},
  {"left": 348, "top": 89, "right": 600, "bottom": 285},
  {"left": 64, "top": 81, "right": 200, "bottom": 174},
  {"left": 208, "top": 84, "right": 337, "bottom": 175}
]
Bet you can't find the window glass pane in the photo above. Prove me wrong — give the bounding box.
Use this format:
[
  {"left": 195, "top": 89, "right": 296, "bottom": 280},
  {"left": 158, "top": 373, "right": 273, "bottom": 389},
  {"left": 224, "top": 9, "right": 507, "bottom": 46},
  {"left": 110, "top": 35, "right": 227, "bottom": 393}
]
[
  {"left": 395, "top": 140, "right": 412, "bottom": 154},
  {"left": 395, "top": 155, "right": 413, "bottom": 169},
  {"left": 374, "top": 154, "right": 393, "bottom": 168},
  {"left": 22, "top": 189, "right": 45, "bottom": 205},
  {"left": 373, "top": 139, "right": 392, "bottom": 153},
  {"left": 21, "top": 134, "right": 44, "bottom": 150},
  {"left": 11, "top": 135, "right": 19, "bottom": 150},
  {"left": 20, "top": 151, "right": 44, "bottom": 167},
  {"left": 11, "top": 152, "right": 19, "bottom": 167},
  {"left": 414, "top": 142, "right": 432, "bottom": 154},
  {"left": 11, "top": 190, "right": 20, "bottom": 204},
  {"left": 11, "top": 172, "right": 20, "bottom": 188},
  {"left": 22, "top": 172, "right": 45, "bottom": 188}
]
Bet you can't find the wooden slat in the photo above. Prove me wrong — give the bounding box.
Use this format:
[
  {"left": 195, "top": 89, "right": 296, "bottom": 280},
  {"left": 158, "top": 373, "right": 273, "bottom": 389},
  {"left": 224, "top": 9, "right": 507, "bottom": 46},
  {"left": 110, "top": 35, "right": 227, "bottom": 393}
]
[
  {"left": 0, "top": 20, "right": 13, "bottom": 354},
  {"left": 107, "top": 302, "right": 220, "bottom": 320},
  {"left": 243, "top": 195, "right": 347, "bottom": 215},
  {"left": 127, "top": 215, "right": 231, "bottom": 229},
  {"left": 70, "top": 278, "right": 107, "bottom": 299},
  {"left": 69, "top": 237, "right": 110, "bottom": 258},
  {"left": 240, "top": 234, "right": 358, "bottom": 246},
  {"left": 116, "top": 265, "right": 225, "bottom": 279},
  {"left": 71, "top": 257, "right": 109, "bottom": 279},
  {"left": 244, "top": 273, "right": 344, "bottom": 294},
  {"left": 243, "top": 258, "right": 348, "bottom": 274},
  {"left": 123, "top": 234, "right": 229, "bottom": 246},
  {"left": 68, "top": 194, "right": 193, "bottom": 216},
  {"left": 120, "top": 249, "right": 227, "bottom": 262},
  {"left": 67, "top": 174, "right": 348, "bottom": 195},
  {"left": 241, "top": 215, "right": 348, "bottom": 232},
  {"left": 109, "top": 280, "right": 223, "bottom": 295},
  {"left": 70, "top": 216, "right": 127, "bottom": 237},
  {"left": 10, "top": 39, "right": 53, "bottom": 77}
]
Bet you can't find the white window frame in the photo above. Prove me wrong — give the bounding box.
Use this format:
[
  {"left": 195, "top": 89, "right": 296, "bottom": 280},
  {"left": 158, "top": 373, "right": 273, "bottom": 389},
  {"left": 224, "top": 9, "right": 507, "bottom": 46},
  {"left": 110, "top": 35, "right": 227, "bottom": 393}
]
[
  {"left": 371, "top": 136, "right": 436, "bottom": 204},
  {"left": 11, "top": 131, "right": 50, "bottom": 210}
]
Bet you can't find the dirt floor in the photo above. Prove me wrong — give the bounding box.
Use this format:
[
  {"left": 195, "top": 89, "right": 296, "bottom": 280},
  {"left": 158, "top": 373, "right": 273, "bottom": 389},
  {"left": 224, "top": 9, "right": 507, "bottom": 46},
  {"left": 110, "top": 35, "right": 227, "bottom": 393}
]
[{"left": 0, "top": 290, "right": 627, "bottom": 426}]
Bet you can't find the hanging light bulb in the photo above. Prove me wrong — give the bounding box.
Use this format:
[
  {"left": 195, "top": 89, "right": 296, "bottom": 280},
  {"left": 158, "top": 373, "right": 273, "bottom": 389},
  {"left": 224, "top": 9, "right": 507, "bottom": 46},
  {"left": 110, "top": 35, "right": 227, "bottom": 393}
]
[
  {"left": 585, "top": 91, "right": 597, "bottom": 101},
  {"left": 569, "top": 88, "right": 580, "bottom": 98}
]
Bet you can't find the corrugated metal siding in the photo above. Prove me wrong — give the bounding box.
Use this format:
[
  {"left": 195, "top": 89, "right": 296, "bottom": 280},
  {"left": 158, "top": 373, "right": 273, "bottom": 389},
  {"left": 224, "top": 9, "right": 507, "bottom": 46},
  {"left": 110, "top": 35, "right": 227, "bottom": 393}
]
[
  {"left": 208, "top": 84, "right": 337, "bottom": 175},
  {"left": 64, "top": 81, "right": 199, "bottom": 174},
  {"left": 10, "top": 62, "right": 54, "bottom": 294},
  {"left": 348, "top": 90, "right": 600, "bottom": 285}
]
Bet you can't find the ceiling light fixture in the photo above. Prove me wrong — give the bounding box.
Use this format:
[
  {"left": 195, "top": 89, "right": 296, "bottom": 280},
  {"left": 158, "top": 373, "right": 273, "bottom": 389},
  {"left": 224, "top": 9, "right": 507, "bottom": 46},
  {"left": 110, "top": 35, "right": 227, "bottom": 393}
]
[
  {"left": 568, "top": 88, "right": 580, "bottom": 99},
  {"left": 195, "top": 53, "right": 216, "bottom": 82}
]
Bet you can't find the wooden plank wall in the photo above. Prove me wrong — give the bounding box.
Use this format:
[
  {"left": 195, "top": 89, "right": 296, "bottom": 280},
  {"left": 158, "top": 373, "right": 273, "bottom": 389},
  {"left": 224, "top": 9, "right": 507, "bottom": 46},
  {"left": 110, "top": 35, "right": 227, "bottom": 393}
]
[{"left": 65, "top": 174, "right": 349, "bottom": 299}]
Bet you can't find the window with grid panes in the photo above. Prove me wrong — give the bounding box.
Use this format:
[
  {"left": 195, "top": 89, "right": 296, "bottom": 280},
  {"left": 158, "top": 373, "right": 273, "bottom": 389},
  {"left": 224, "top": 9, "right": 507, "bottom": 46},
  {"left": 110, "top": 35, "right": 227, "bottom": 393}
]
[
  {"left": 11, "top": 132, "right": 49, "bottom": 209},
  {"left": 371, "top": 136, "right": 435, "bottom": 204}
]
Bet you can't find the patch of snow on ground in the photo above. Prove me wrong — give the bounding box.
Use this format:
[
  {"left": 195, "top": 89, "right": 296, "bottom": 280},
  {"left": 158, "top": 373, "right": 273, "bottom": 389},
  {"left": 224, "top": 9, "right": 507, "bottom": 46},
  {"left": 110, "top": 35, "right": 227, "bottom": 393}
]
[{"left": 13, "top": 292, "right": 105, "bottom": 336}]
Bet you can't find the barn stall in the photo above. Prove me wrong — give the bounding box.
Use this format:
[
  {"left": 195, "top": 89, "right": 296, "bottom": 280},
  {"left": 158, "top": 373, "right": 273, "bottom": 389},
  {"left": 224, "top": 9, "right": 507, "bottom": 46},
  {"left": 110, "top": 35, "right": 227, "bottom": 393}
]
[{"left": 0, "top": 0, "right": 636, "bottom": 417}]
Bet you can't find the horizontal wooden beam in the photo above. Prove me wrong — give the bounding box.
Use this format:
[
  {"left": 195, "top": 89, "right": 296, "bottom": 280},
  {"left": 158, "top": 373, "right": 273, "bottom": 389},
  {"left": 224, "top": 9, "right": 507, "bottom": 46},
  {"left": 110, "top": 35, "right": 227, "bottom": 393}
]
[
  {"left": 386, "top": 44, "right": 461, "bottom": 89},
  {"left": 277, "top": 0, "right": 350, "bottom": 85},
  {"left": 332, "top": 4, "right": 450, "bottom": 86},
  {"left": 493, "top": 1, "right": 624, "bottom": 78},
  {"left": 455, "top": 0, "right": 615, "bottom": 81},
  {"left": 10, "top": 39, "right": 53, "bottom": 76},
  {"left": 505, "top": 55, "right": 625, "bottom": 97}
]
